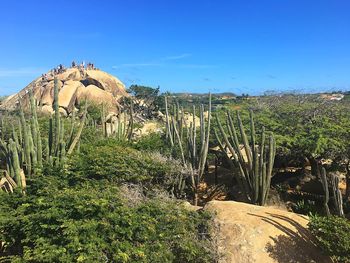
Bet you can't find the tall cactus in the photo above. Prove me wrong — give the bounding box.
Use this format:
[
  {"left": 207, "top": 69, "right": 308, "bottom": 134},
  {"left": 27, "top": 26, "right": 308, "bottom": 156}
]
[
  {"left": 53, "top": 77, "right": 60, "bottom": 154},
  {"left": 164, "top": 94, "right": 211, "bottom": 205},
  {"left": 331, "top": 174, "right": 344, "bottom": 217},
  {"left": 320, "top": 167, "right": 344, "bottom": 217},
  {"left": 127, "top": 100, "right": 134, "bottom": 141},
  {"left": 29, "top": 90, "right": 42, "bottom": 169},
  {"left": 99, "top": 100, "right": 134, "bottom": 141},
  {"left": 19, "top": 104, "right": 32, "bottom": 176},
  {"left": 101, "top": 103, "right": 107, "bottom": 137},
  {"left": 0, "top": 78, "right": 88, "bottom": 185},
  {"left": 67, "top": 102, "right": 88, "bottom": 155},
  {"left": 320, "top": 167, "right": 331, "bottom": 216},
  {"left": 9, "top": 139, "right": 22, "bottom": 188},
  {"left": 214, "top": 110, "right": 276, "bottom": 206}
]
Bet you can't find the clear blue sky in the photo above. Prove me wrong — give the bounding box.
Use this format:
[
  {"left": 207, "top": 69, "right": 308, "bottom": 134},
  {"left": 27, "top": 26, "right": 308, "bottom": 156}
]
[{"left": 1, "top": 0, "right": 350, "bottom": 95}]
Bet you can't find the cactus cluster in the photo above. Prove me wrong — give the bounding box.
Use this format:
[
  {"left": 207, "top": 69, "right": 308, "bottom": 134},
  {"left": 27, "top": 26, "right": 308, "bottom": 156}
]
[
  {"left": 320, "top": 166, "right": 344, "bottom": 217},
  {"left": 164, "top": 94, "right": 211, "bottom": 205},
  {"left": 100, "top": 100, "right": 134, "bottom": 141},
  {"left": 214, "top": 110, "right": 276, "bottom": 206},
  {"left": 0, "top": 77, "right": 87, "bottom": 192}
]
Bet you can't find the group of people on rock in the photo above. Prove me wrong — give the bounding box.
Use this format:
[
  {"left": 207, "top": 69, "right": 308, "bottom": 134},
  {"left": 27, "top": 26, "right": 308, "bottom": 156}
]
[
  {"left": 40, "top": 61, "right": 96, "bottom": 81},
  {"left": 71, "top": 61, "right": 95, "bottom": 70}
]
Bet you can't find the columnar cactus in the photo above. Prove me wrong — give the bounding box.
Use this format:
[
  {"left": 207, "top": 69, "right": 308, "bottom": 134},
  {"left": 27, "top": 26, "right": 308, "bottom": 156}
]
[
  {"left": 0, "top": 79, "right": 88, "bottom": 192},
  {"left": 164, "top": 94, "right": 211, "bottom": 205},
  {"left": 331, "top": 174, "right": 344, "bottom": 217},
  {"left": 320, "top": 167, "right": 344, "bottom": 217},
  {"left": 214, "top": 110, "right": 276, "bottom": 206},
  {"left": 53, "top": 77, "right": 60, "bottom": 154},
  {"left": 320, "top": 167, "right": 331, "bottom": 216},
  {"left": 19, "top": 104, "right": 32, "bottom": 176}
]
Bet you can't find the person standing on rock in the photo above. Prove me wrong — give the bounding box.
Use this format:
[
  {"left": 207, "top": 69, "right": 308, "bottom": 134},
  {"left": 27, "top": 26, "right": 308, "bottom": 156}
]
[{"left": 72, "top": 61, "right": 76, "bottom": 68}]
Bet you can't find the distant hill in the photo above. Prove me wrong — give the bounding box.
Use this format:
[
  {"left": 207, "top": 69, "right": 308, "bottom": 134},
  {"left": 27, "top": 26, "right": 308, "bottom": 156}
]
[{"left": 170, "top": 92, "right": 236, "bottom": 97}]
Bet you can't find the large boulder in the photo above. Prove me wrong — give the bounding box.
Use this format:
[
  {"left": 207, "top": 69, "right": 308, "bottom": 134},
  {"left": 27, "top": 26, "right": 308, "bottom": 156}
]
[
  {"left": 76, "top": 84, "right": 118, "bottom": 113},
  {"left": 58, "top": 80, "right": 83, "bottom": 112},
  {"left": 85, "top": 69, "right": 128, "bottom": 97},
  {"left": 40, "top": 80, "right": 63, "bottom": 106},
  {"left": 0, "top": 67, "right": 128, "bottom": 115},
  {"left": 205, "top": 201, "right": 331, "bottom": 263}
]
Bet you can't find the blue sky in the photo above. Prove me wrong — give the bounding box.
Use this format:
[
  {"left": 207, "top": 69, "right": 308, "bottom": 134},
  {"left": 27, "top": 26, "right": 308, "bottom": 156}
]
[{"left": 1, "top": 0, "right": 350, "bottom": 95}]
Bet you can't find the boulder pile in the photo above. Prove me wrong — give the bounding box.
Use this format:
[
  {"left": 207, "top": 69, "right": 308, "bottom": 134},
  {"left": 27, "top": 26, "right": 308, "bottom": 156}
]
[{"left": 0, "top": 67, "right": 128, "bottom": 116}]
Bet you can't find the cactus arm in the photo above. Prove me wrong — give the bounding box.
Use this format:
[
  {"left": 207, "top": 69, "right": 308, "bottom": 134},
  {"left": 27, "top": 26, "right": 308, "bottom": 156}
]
[
  {"left": 53, "top": 77, "right": 60, "bottom": 154},
  {"left": 67, "top": 102, "right": 88, "bottom": 155},
  {"left": 198, "top": 93, "right": 211, "bottom": 182},
  {"left": 192, "top": 105, "right": 196, "bottom": 168},
  {"left": 9, "top": 139, "right": 22, "bottom": 188},
  {"left": 19, "top": 104, "right": 32, "bottom": 176},
  {"left": 172, "top": 118, "right": 186, "bottom": 166},
  {"left": 263, "top": 135, "right": 276, "bottom": 205},
  {"left": 227, "top": 111, "right": 250, "bottom": 182},
  {"left": 237, "top": 112, "right": 253, "bottom": 171},
  {"left": 164, "top": 96, "right": 174, "bottom": 146},
  {"left": 320, "top": 167, "right": 331, "bottom": 216},
  {"left": 215, "top": 113, "right": 251, "bottom": 198}
]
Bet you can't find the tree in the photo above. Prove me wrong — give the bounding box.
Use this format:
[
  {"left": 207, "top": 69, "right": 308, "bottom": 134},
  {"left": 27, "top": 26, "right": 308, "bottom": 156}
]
[{"left": 127, "top": 85, "right": 160, "bottom": 116}]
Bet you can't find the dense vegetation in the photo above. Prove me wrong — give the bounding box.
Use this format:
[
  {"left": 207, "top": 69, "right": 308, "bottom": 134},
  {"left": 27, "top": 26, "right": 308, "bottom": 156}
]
[
  {"left": 0, "top": 139, "right": 216, "bottom": 262},
  {"left": 2, "top": 87, "right": 350, "bottom": 261},
  {"left": 309, "top": 215, "right": 350, "bottom": 262}
]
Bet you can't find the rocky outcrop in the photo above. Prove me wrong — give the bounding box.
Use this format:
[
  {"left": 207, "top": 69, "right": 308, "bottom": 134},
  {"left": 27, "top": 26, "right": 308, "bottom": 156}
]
[
  {"left": 0, "top": 67, "right": 128, "bottom": 115},
  {"left": 204, "top": 201, "right": 331, "bottom": 263},
  {"left": 58, "top": 80, "right": 83, "bottom": 112},
  {"left": 76, "top": 84, "right": 117, "bottom": 112}
]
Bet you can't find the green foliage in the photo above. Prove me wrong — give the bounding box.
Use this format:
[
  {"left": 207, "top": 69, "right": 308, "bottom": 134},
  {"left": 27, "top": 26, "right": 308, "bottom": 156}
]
[
  {"left": 0, "top": 176, "right": 216, "bottom": 262},
  {"left": 309, "top": 215, "right": 350, "bottom": 262},
  {"left": 134, "top": 133, "right": 172, "bottom": 155},
  {"left": 128, "top": 85, "right": 160, "bottom": 99},
  {"left": 86, "top": 103, "right": 102, "bottom": 121},
  {"left": 128, "top": 85, "right": 160, "bottom": 111},
  {"left": 68, "top": 140, "right": 186, "bottom": 192}
]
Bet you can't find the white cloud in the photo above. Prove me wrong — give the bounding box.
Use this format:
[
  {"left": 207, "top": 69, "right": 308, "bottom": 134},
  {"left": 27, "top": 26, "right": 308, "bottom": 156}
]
[
  {"left": 163, "top": 53, "right": 191, "bottom": 60},
  {"left": 178, "top": 64, "right": 217, "bottom": 69}
]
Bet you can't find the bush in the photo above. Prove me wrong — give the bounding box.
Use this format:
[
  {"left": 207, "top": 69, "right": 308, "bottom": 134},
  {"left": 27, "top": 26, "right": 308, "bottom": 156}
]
[
  {"left": 68, "top": 139, "right": 188, "bottom": 196},
  {"left": 0, "top": 176, "right": 216, "bottom": 262},
  {"left": 308, "top": 215, "right": 350, "bottom": 262},
  {"left": 134, "top": 132, "right": 172, "bottom": 155}
]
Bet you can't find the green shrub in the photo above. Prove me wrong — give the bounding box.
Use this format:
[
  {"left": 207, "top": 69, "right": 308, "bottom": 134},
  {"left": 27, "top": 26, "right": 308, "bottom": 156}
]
[
  {"left": 0, "top": 177, "right": 216, "bottom": 262},
  {"left": 134, "top": 132, "right": 172, "bottom": 155},
  {"left": 308, "top": 215, "right": 350, "bottom": 262},
  {"left": 68, "top": 141, "right": 186, "bottom": 192}
]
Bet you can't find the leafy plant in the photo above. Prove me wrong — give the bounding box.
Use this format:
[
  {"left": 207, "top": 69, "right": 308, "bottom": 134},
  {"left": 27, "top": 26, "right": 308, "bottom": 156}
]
[
  {"left": 133, "top": 133, "right": 172, "bottom": 155},
  {"left": 68, "top": 140, "right": 189, "bottom": 197},
  {"left": 0, "top": 176, "right": 216, "bottom": 262},
  {"left": 309, "top": 215, "right": 350, "bottom": 262}
]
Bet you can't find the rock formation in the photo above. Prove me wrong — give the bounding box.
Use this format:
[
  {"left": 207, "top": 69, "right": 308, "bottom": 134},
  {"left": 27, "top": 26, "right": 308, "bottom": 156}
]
[
  {"left": 204, "top": 200, "right": 331, "bottom": 263},
  {"left": 0, "top": 67, "right": 128, "bottom": 116}
]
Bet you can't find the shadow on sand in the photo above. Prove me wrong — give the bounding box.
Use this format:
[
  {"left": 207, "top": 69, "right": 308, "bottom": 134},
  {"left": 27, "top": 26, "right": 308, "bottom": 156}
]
[{"left": 248, "top": 212, "right": 331, "bottom": 263}]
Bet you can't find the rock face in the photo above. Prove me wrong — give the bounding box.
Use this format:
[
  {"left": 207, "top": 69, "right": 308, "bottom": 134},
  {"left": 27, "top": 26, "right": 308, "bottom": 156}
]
[
  {"left": 204, "top": 201, "right": 331, "bottom": 263},
  {"left": 0, "top": 67, "right": 128, "bottom": 115}
]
